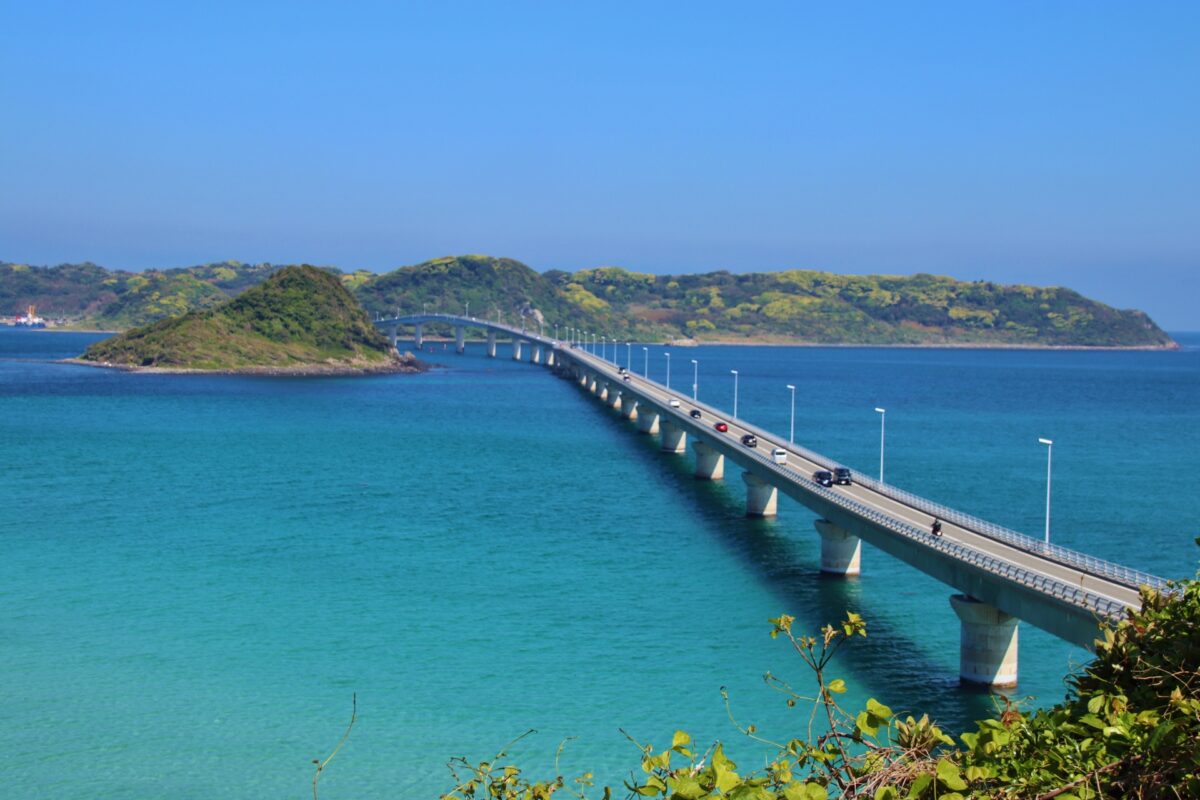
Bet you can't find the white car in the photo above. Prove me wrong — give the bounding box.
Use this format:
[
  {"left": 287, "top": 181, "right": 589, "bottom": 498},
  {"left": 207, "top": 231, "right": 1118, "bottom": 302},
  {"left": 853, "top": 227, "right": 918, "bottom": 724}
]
[
  {"left": 772, "top": 448, "right": 788, "bottom": 465},
  {"left": 668, "top": 398, "right": 680, "bottom": 408}
]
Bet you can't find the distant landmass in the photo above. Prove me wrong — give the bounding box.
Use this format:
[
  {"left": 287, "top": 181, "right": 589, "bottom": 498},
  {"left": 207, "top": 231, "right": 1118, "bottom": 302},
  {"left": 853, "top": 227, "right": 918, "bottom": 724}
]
[
  {"left": 3, "top": 255, "right": 1176, "bottom": 348},
  {"left": 76, "top": 265, "right": 423, "bottom": 374}
]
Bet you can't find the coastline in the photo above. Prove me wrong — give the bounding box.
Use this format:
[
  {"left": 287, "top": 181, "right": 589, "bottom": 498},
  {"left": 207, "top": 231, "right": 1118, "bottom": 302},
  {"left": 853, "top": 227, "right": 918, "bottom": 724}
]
[
  {"left": 669, "top": 338, "right": 1181, "bottom": 351},
  {"left": 59, "top": 355, "right": 428, "bottom": 376}
]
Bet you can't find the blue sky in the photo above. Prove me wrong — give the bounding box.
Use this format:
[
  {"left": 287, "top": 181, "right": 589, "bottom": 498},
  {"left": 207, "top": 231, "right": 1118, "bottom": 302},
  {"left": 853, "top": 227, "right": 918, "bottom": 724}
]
[{"left": 2, "top": 1, "right": 1197, "bottom": 328}]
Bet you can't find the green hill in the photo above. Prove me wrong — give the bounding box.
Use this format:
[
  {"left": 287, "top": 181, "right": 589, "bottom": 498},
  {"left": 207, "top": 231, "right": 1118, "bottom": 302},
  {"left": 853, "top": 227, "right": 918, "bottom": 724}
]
[
  {"left": 5, "top": 256, "right": 1176, "bottom": 348},
  {"left": 79, "top": 265, "right": 418, "bottom": 373}
]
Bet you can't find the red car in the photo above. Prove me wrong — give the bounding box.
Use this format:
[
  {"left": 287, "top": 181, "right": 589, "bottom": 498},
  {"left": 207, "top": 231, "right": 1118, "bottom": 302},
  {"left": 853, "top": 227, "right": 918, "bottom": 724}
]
[{"left": 714, "top": 422, "right": 729, "bottom": 432}]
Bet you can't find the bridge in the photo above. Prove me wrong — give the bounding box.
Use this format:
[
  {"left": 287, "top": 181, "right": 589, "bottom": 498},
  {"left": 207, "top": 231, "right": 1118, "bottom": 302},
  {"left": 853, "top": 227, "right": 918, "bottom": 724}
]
[{"left": 377, "top": 313, "right": 1167, "bottom": 687}]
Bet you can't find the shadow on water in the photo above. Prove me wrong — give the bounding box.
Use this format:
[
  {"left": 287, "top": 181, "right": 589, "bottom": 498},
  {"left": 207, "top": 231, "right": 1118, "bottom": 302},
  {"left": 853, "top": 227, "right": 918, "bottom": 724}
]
[{"left": 567, "top": 384, "right": 1027, "bottom": 730}]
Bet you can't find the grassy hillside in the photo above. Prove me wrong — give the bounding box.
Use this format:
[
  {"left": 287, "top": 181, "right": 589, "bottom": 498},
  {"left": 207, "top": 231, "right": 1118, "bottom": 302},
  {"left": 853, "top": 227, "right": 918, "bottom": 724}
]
[
  {"left": 5, "top": 257, "right": 1175, "bottom": 347},
  {"left": 80, "top": 265, "right": 407, "bottom": 371}
]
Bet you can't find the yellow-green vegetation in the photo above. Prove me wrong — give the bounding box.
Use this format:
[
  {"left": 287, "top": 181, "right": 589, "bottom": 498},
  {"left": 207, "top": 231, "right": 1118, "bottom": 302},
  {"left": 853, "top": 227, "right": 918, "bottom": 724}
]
[
  {"left": 442, "top": 552, "right": 1200, "bottom": 799},
  {"left": 80, "top": 266, "right": 412, "bottom": 372},
  {"left": 3, "top": 257, "right": 1175, "bottom": 347}
]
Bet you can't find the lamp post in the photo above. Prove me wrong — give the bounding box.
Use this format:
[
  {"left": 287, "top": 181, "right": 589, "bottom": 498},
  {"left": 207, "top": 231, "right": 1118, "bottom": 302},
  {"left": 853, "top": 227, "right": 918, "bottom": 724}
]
[
  {"left": 601, "top": 336, "right": 606, "bottom": 361},
  {"left": 1039, "top": 438, "right": 1054, "bottom": 545},
  {"left": 786, "top": 384, "right": 796, "bottom": 444},
  {"left": 691, "top": 359, "right": 698, "bottom": 401},
  {"left": 875, "top": 407, "right": 886, "bottom": 482},
  {"left": 731, "top": 370, "right": 739, "bottom": 418},
  {"left": 465, "top": 301, "right": 470, "bottom": 319},
  {"left": 642, "top": 346, "right": 648, "bottom": 377},
  {"left": 664, "top": 352, "right": 671, "bottom": 389},
  {"left": 626, "top": 342, "right": 632, "bottom": 370}
]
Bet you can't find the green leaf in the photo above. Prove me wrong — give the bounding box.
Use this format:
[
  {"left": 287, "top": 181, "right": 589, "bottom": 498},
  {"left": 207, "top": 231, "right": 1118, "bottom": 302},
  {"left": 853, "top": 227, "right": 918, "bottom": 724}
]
[
  {"left": 905, "top": 774, "right": 933, "bottom": 799},
  {"left": 1087, "top": 695, "right": 1105, "bottom": 714},
  {"left": 804, "top": 783, "right": 828, "bottom": 800},
  {"left": 827, "top": 679, "right": 847, "bottom": 694},
  {"left": 672, "top": 730, "right": 692, "bottom": 750},
  {"left": 935, "top": 759, "right": 968, "bottom": 792},
  {"left": 874, "top": 788, "right": 899, "bottom": 800},
  {"left": 856, "top": 711, "right": 880, "bottom": 737},
  {"left": 866, "top": 698, "right": 893, "bottom": 720},
  {"left": 668, "top": 775, "right": 706, "bottom": 800}
]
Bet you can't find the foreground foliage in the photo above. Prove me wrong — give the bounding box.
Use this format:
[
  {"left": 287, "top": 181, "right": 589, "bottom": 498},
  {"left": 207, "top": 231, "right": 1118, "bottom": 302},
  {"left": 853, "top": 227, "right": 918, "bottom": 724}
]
[{"left": 441, "top": 562, "right": 1199, "bottom": 799}]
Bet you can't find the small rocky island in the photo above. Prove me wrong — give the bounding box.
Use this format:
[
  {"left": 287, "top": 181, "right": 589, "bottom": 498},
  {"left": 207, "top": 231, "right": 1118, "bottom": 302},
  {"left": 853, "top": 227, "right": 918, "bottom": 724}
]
[{"left": 75, "top": 265, "right": 425, "bottom": 375}]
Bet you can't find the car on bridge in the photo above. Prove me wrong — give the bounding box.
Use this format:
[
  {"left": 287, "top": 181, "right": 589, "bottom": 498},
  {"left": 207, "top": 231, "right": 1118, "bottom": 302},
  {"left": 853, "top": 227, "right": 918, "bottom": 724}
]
[
  {"left": 669, "top": 398, "right": 681, "bottom": 408},
  {"left": 714, "top": 422, "right": 729, "bottom": 432},
  {"left": 741, "top": 434, "right": 757, "bottom": 448},
  {"left": 813, "top": 470, "right": 834, "bottom": 487},
  {"left": 772, "top": 448, "right": 788, "bottom": 465},
  {"left": 834, "top": 467, "right": 853, "bottom": 485},
  {"left": 689, "top": 409, "right": 702, "bottom": 419}
]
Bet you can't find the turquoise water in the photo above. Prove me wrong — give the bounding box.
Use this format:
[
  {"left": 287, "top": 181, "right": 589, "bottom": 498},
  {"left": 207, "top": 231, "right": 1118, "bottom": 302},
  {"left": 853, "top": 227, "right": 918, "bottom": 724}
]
[{"left": 2, "top": 331, "right": 1197, "bottom": 798}]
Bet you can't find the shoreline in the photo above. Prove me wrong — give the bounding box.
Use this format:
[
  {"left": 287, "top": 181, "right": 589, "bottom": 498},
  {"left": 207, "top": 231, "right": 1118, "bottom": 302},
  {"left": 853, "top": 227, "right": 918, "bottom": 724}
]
[{"left": 59, "top": 356, "right": 428, "bottom": 376}]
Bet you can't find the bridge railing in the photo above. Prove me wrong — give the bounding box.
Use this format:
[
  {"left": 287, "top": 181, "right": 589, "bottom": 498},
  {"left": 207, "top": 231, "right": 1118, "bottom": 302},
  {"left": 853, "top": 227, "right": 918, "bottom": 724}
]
[
  {"left": 653, "top": 399, "right": 1130, "bottom": 622},
  {"left": 571, "top": 349, "right": 1168, "bottom": 593}
]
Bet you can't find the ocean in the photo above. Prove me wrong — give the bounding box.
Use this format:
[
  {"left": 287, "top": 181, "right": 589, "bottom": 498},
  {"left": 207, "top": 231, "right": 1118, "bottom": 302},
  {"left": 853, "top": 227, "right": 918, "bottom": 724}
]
[{"left": 2, "top": 329, "right": 1197, "bottom": 798}]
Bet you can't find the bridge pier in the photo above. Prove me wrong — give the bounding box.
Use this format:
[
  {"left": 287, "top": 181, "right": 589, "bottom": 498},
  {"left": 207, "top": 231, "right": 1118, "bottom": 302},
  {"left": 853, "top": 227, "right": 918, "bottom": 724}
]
[
  {"left": 637, "top": 408, "right": 660, "bottom": 435},
  {"left": 599, "top": 382, "right": 610, "bottom": 402},
  {"left": 388, "top": 324, "right": 398, "bottom": 351},
  {"left": 607, "top": 389, "right": 622, "bottom": 410},
  {"left": 532, "top": 343, "right": 543, "bottom": 364},
  {"left": 692, "top": 440, "right": 725, "bottom": 480},
  {"left": 950, "top": 595, "right": 1019, "bottom": 688},
  {"left": 512, "top": 340, "right": 524, "bottom": 361},
  {"left": 660, "top": 420, "right": 687, "bottom": 453},
  {"left": 455, "top": 326, "right": 465, "bottom": 354},
  {"left": 741, "top": 471, "right": 778, "bottom": 517},
  {"left": 620, "top": 398, "right": 638, "bottom": 421},
  {"left": 414, "top": 323, "right": 424, "bottom": 349},
  {"left": 544, "top": 348, "right": 555, "bottom": 367},
  {"left": 814, "top": 519, "right": 862, "bottom": 576},
  {"left": 487, "top": 331, "right": 497, "bottom": 358}
]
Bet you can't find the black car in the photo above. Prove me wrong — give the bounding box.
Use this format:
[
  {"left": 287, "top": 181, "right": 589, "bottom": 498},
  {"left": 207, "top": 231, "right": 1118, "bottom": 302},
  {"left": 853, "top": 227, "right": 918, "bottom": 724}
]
[
  {"left": 834, "top": 467, "right": 852, "bottom": 485},
  {"left": 741, "top": 434, "right": 758, "bottom": 448},
  {"left": 813, "top": 470, "right": 834, "bottom": 487},
  {"left": 689, "top": 409, "right": 702, "bottom": 419}
]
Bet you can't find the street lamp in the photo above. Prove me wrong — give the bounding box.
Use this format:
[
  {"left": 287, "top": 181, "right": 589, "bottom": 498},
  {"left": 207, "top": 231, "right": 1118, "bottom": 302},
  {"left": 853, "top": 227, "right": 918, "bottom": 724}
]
[
  {"left": 665, "top": 352, "right": 671, "bottom": 389},
  {"left": 691, "top": 359, "right": 698, "bottom": 401},
  {"left": 875, "top": 408, "right": 886, "bottom": 482},
  {"left": 642, "top": 346, "right": 648, "bottom": 377},
  {"left": 626, "top": 342, "right": 632, "bottom": 370},
  {"left": 786, "top": 384, "right": 796, "bottom": 444},
  {"left": 1039, "top": 438, "right": 1054, "bottom": 545},
  {"left": 731, "top": 370, "right": 739, "bottom": 418},
  {"left": 465, "top": 301, "right": 470, "bottom": 319},
  {"left": 601, "top": 336, "right": 606, "bottom": 361}
]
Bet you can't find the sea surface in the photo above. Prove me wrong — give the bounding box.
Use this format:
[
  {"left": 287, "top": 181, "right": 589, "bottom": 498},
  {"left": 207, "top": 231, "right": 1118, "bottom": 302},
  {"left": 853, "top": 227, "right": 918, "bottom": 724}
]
[{"left": 2, "top": 330, "right": 1197, "bottom": 798}]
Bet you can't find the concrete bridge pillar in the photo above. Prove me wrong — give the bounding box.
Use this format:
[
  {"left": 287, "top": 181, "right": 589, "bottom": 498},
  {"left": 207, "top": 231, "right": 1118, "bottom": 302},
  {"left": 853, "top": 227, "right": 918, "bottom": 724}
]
[
  {"left": 814, "top": 519, "right": 862, "bottom": 576},
  {"left": 414, "top": 323, "right": 424, "bottom": 349},
  {"left": 741, "top": 471, "right": 779, "bottom": 517},
  {"left": 512, "top": 340, "right": 524, "bottom": 361},
  {"left": 588, "top": 375, "right": 599, "bottom": 393},
  {"left": 388, "top": 324, "right": 398, "bottom": 350},
  {"left": 950, "top": 595, "right": 1019, "bottom": 688},
  {"left": 620, "top": 398, "right": 638, "bottom": 421},
  {"left": 544, "top": 348, "right": 556, "bottom": 367},
  {"left": 455, "top": 326, "right": 465, "bottom": 354},
  {"left": 607, "top": 389, "right": 622, "bottom": 410},
  {"left": 692, "top": 440, "right": 725, "bottom": 480},
  {"left": 487, "top": 331, "right": 497, "bottom": 358},
  {"left": 660, "top": 420, "right": 687, "bottom": 453},
  {"left": 598, "top": 382, "right": 609, "bottom": 402},
  {"left": 637, "top": 408, "right": 660, "bottom": 435},
  {"left": 532, "top": 343, "right": 543, "bottom": 364}
]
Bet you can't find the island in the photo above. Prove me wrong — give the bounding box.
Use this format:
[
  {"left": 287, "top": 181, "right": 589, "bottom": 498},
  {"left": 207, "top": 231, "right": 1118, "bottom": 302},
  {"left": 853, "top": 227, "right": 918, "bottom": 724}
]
[
  {"left": 6, "top": 255, "right": 1177, "bottom": 349},
  {"left": 72, "top": 265, "right": 425, "bottom": 375}
]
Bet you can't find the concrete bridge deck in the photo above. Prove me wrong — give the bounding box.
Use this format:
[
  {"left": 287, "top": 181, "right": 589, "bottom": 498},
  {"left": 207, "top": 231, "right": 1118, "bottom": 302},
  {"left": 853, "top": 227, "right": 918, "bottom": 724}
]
[{"left": 377, "top": 313, "right": 1168, "bottom": 686}]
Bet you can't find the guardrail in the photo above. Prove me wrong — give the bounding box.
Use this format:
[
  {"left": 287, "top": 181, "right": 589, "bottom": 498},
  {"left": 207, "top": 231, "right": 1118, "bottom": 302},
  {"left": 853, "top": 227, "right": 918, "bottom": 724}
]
[
  {"left": 565, "top": 348, "right": 1167, "bottom": 597},
  {"left": 645, "top": 393, "right": 1129, "bottom": 621}
]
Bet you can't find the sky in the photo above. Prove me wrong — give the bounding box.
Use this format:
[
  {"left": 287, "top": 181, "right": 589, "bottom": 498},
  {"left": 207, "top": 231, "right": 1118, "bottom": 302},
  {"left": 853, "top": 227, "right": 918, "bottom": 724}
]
[{"left": 2, "top": 1, "right": 1197, "bottom": 328}]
